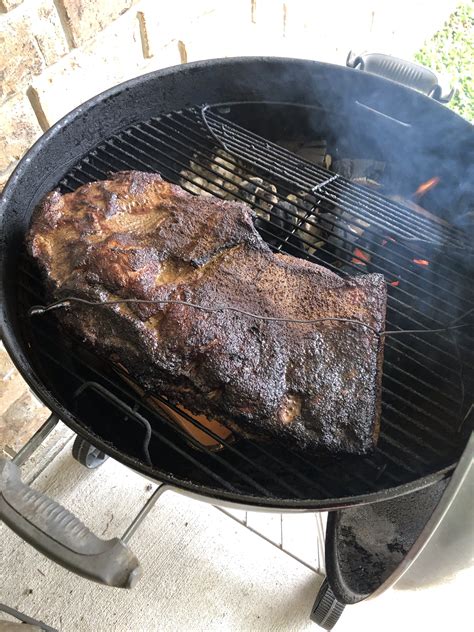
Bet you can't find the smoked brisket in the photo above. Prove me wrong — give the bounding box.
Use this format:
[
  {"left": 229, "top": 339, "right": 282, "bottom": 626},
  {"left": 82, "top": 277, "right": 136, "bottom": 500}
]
[{"left": 28, "top": 171, "right": 387, "bottom": 453}]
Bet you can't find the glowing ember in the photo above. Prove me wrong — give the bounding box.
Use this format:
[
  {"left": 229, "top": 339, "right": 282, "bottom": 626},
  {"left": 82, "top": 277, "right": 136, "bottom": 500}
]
[
  {"left": 414, "top": 177, "right": 440, "bottom": 198},
  {"left": 413, "top": 259, "right": 430, "bottom": 266},
  {"left": 352, "top": 247, "right": 371, "bottom": 264},
  {"left": 390, "top": 280, "right": 400, "bottom": 287}
]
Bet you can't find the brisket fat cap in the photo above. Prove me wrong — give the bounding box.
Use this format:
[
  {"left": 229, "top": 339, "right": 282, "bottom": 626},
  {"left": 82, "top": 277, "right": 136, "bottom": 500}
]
[{"left": 28, "top": 171, "right": 387, "bottom": 454}]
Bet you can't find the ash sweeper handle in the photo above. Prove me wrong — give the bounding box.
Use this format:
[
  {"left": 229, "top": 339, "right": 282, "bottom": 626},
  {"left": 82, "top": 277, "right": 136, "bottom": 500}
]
[
  {"left": 0, "top": 457, "right": 142, "bottom": 588},
  {"left": 346, "top": 51, "right": 454, "bottom": 103}
]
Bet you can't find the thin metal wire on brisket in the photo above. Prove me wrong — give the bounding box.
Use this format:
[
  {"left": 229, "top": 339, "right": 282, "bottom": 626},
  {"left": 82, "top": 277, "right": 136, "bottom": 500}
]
[{"left": 28, "top": 171, "right": 387, "bottom": 453}]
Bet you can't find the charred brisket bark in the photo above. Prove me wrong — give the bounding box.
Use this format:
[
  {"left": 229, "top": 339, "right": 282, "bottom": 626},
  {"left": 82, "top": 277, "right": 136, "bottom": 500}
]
[{"left": 28, "top": 171, "right": 386, "bottom": 453}]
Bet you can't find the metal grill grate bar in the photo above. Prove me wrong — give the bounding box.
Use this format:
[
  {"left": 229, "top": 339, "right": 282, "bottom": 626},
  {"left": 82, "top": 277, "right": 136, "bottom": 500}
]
[
  {"left": 64, "top": 156, "right": 469, "bottom": 378},
  {"left": 20, "top": 103, "right": 472, "bottom": 505},
  {"left": 76, "top": 381, "right": 276, "bottom": 497},
  {"left": 33, "top": 342, "right": 241, "bottom": 493},
  {"left": 152, "top": 113, "right": 466, "bottom": 272},
  {"left": 161, "top": 113, "right": 471, "bottom": 280},
  {"left": 28, "top": 320, "right": 355, "bottom": 497},
  {"left": 138, "top": 117, "right": 472, "bottom": 309},
  {"left": 203, "top": 110, "right": 467, "bottom": 245},
  {"left": 19, "top": 272, "right": 460, "bottom": 494},
  {"left": 383, "top": 356, "right": 461, "bottom": 410},
  {"left": 70, "top": 133, "right": 472, "bottom": 366},
  {"left": 24, "top": 291, "right": 350, "bottom": 497},
  {"left": 144, "top": 112, "right": 472, "bottom": 287}
]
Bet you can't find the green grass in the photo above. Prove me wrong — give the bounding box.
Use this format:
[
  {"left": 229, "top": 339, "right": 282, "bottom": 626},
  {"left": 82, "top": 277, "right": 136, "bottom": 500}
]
[{"left": 415, "top": 1, "right": 473, "bottom": 122}]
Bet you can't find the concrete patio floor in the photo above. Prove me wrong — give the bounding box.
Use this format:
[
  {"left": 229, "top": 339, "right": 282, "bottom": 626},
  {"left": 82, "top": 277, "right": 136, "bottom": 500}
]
[{"left": 1, "top": 422, "right": 472, "bottom": 631}]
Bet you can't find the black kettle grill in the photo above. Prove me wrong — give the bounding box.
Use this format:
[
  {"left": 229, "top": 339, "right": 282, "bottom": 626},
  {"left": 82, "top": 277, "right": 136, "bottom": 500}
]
[{"left": 1, "top": 56, "right": 473, "bottom": 629}]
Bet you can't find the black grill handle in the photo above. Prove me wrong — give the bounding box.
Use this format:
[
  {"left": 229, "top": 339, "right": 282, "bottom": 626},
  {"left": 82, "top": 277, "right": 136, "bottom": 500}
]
[
  {"left": 0, "top": 457, "right": 142, "bottom": 588},
  {"left": 346, "top": 51, "right": 454, "bottom": 103}
]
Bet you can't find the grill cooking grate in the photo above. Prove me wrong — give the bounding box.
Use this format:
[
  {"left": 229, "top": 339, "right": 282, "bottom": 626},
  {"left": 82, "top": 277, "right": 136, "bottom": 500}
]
[{"left": 18, "top": 105, "right": 474, "bottom": 507}]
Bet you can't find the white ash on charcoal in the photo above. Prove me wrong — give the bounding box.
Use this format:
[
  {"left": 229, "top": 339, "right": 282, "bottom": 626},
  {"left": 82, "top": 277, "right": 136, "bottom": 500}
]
[
  {"left": 239, "top": 177, "right": 278, "bottom": 223},
  {"left": 180, "top": 151, "right": 325, "bottom": 253},
  {"left": 318, "top": 208, "right": 369, "bottom": 262},
  {"left": 180, "top": 149, "right": 237, "bottom": 196},
  {"left": 317, "top": 158, "right": 388, "bottom": 264},
  {"left": 180, "top": 150, "right": 278, "bottom": 224},
  {"left": 181, "top": 149, "right": 248, "bottom": 196},
  {"left": 332, "top": 158, "right": 386, "bottom": 189},
  {"left": 276, "top": 193, "right": 325, "bottom": 256},
  {"left": 179, "top": 150, "right": 390, "bottom": 262}
]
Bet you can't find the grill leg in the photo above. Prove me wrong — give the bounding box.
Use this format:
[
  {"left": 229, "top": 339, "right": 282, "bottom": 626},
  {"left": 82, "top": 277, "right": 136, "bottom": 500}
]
[
  {"left": 13, "top": 413, "right": 59, "bottom": 467},
  {"left": 121, "top": 483, "right": 172, "bottom": 543}
]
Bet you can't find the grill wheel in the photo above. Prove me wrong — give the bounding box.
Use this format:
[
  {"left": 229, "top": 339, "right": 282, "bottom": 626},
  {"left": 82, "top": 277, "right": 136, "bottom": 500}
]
[{"left": 72, "top": 436, "right": 109, "bottom": 469}]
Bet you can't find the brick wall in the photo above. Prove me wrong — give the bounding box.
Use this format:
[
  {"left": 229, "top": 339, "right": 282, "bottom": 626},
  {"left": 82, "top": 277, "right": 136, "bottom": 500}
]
[
  {"left": 0, "top": 0, "right": 458, "bottom": 190},
  {"left": 0, "top": 0, "right": 279, "bottom": 189},
  {"left": 0, "top": 0, "right": 173, "bottom": 187}
]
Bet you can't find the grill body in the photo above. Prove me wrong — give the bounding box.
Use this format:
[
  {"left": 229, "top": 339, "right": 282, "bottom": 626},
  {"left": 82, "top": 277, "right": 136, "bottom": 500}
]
[{"left": 1, "top": 58, "right": 473, "bottom": 510}]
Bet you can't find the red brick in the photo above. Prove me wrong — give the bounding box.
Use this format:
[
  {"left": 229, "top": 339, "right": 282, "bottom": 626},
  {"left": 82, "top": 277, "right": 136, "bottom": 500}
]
[
  {"left": 0, "top": 94, "right": 42, "bottom": 172},
  {"left": 33, "top": 0, "right": 69, "bottom": 66},
  {"left": 0, "top": 0, "right": 23, "bottom": 12},
  {"left": 0, "top": 11, "right": 44, "bottom": 101},
  {"left": 30, "top": 9, "right": 144, "bottom": 126},
  {"left": 56, "top": 0, "right": 137, "bottom": 46}
]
